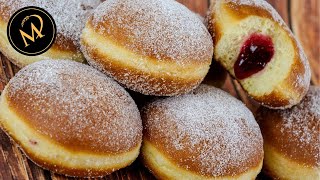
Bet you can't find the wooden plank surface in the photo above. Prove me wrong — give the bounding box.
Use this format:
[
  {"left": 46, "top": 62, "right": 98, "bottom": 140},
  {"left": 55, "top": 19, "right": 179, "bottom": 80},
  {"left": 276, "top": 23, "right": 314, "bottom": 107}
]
[
  {"left": 0, "top": 0, "right": 319, "bottom": 179},
  {"left": 291, "top": 0, "right": 320, "bottom": 85}
]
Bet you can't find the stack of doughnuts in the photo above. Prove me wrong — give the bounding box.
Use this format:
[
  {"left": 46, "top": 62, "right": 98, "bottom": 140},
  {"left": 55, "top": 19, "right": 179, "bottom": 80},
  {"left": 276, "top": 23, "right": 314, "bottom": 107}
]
[{"left": 0, "top": 0, "right": 317, "bottom": 179}]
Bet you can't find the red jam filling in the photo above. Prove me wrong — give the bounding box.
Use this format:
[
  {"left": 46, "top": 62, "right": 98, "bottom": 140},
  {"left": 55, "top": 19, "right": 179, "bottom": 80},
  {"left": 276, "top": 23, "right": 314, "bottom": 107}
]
[{"left": 234, "top": 33, "right": 274, "bottom": 80}]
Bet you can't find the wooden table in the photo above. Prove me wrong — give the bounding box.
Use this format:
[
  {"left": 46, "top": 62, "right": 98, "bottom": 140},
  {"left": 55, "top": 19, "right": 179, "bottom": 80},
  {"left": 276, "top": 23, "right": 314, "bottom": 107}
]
[{"left": 0, "top": 0, "right": 319, "bottom": 179}]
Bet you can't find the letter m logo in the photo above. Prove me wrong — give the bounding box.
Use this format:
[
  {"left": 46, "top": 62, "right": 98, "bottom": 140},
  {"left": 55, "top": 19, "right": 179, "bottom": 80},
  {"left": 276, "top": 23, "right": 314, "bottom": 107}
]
[{"left": 19, "top": 22, "right": 45, "bottom": 47}]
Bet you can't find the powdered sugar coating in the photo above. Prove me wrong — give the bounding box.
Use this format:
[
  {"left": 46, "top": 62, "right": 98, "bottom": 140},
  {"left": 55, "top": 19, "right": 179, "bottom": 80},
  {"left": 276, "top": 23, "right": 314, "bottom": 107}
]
[
  {"left": 0, "top": 0, "right": 101, "bottom": 49},
  {"left": 143, "top": 85, "right": 263, "bottom": 176},
  {"left": 280, "top": 86, "right": 320, "bottom": 162},
  {"left": 225, "top": 0, "right": 285, "bottom": 25},
  {"left": 258, "top": 86, "right": 320, "bottom": 166},
  {"left": 90, "top": 0, "right": 213, "bottom": 64},
  {"left": 206, "top": 0, "right": 286, "bottom": 39},
  {"left": 294, "top": 41, "right": 312, "bottom": 92},
  {"left": 6, "top": 60, "right": 142, "bottom": 153}
]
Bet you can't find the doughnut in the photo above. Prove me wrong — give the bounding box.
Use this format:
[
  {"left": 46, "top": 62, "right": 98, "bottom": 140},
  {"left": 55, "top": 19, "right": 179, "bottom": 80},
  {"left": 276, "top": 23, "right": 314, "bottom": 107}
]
[
  {"left": 0, "top": 0, "right": 102, "bottom": 67},
  {"left": 141, "top": 85, "right": 264, "bottom": 179},
  {"left": 81, "top": 0, "right": 213, "bottom": 96},
  {"left": 206, "top": 0, "right": 311, "bottom": 109},
  {"left": 257, "top": 86, "right": 320, "bottom": 179},
  {"left": 0, "top": 60, "right": 142, "bottom": 177}
]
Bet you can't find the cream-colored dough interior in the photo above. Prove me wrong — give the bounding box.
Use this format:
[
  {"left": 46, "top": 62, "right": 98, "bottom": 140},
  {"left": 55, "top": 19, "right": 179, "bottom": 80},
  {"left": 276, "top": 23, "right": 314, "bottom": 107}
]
[
  {"left": 264, "top": 144, "right": 320, "bottom": 180},
  {"left": 81, "top": 24, "right": 210, "bottom": 80},
  {"left": 215, "top": 15, "right": 295, "bottom": 97},
  {"left": 0, "top": 21, "right": 84, "bottom": 67},
  {"left": 142, "top": 140, "right": 263, "bottom": 180},
  {"left": 0, "top": 89, "right": 141, "bottom": 170}
]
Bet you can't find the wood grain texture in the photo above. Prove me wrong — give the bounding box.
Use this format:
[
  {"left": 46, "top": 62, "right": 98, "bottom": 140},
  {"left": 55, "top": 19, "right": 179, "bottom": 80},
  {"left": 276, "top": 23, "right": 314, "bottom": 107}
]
[
  {"left": 0, "top": 0, "right": 319, "bottom": 179},
  {"left": 291, "top": 0, "right": 320, "bottom": 85},
  {"left": 176, "top": 0, "right": 209, "bottom": 16},
  {"left": 0, "top": 130, "right": 29, "bottom": 180},
  {"left": 0, "top": 55, "right": 7, "bottom": 93},
  {"left": 267, "top": 0, "right": 289, "bottom": 24}
]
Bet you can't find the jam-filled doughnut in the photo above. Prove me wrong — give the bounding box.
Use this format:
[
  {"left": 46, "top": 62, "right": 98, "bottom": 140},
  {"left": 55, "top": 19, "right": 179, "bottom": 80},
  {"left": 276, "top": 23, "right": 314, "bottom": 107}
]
[
  {"left": 206, "top": 0, "right": 311, "bottom": 109},
  {"left": 0, "top": 0, "right": 102, "bottom": 67},
  {"left": 257, "top": 86, "right": 320, "bottom": 180},
  {"left": 81, "top": 0, "right": 213, "bottom": 96},
  {"left": 0, "top": 60, "right": 142, "bottom": 177},
  {"left": 141, "top": 85, "right": 264, "bottom": 179}
]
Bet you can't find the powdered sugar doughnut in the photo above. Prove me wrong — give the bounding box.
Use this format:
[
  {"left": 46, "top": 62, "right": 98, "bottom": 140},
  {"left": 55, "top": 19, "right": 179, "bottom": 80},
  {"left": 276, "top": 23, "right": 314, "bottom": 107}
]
[
  {"left": 0, "top": 60, "right": 142, "bottom": 177},
  {"left": 0, "top": 0, "right": 102, "bottom": 67},
  {"left": 257, "top": 86, "right": 320, "bottom": 179},
  {"left": 81, "top": 0, "right": 213, "bottom": 96},
  {"left": 141, "top": 85, "right": 263, "bottom": 179}
]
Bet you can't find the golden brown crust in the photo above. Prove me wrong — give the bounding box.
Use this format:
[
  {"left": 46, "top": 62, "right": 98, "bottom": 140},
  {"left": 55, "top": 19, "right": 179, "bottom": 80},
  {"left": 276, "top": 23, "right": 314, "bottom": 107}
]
[
  {"left": 89, "top": 22, "right": 211, "bottom": 65},
  {"left": 257, "top": 86, "right": 320, "bottom": 167},
  {"left": 258, "top": 112, "right": 319, "bottom": 166},
  {"left": 88, "top": 1, "right": 213, "bottom": 64},
  {"left": 81, "top": 37, "right": 204, "bottom": 96},
  {"left": 142, "top": 112, "right": 262, "bottom": 177},
  {"left": 86, "top": 17, "right": 211, "bottom": 67},
  {"left": 262, "top": 143, "right": 320, "bottom": 180},
  {"left": 51, "top": 33, "right": 78, "bottom": 53},
  {"left": 0, "top": 80, "right": 141, "bottom": 178},
  {"left": 5, "top": 60, "right": 142, "bottom": 154},
  {"left": 0, "top": 126, "right": 138, "bottom": 178},
  {"left": 141, "top": 141, "right": 263, "bottom": 180},
  {"left": 7, "top": 97, "right": 141, "bottom": 154},
  {"left": 141, "top": 85, "right": 264, "bottom": 177},
  {"left": 224, "top": 1, "right": 274, "bottom": 21}
]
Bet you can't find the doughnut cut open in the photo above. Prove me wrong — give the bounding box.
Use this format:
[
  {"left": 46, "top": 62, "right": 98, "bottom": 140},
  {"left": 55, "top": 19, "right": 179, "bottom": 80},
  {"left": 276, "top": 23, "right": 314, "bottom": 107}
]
[{"left": 206, "top": 0, "right": 311, "bottom": 109}]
